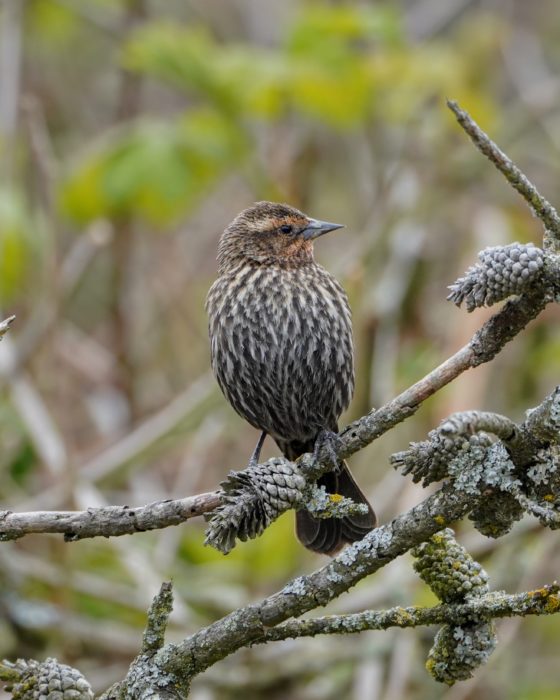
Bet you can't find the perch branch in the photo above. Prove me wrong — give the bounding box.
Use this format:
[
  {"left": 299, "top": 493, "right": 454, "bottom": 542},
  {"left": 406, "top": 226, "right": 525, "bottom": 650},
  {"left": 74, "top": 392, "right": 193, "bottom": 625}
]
[
  {"left": 0, "top": 281, "right": 555, "bottom": 544},
  {"left": 0, "top": 276, "right": 551, "bottom": 545},
  {"left": 0, "top": 104, "right": 559, "bottom": 548},
  {"left": 0, "top": 492, "right": 221, "bottom": 542}
]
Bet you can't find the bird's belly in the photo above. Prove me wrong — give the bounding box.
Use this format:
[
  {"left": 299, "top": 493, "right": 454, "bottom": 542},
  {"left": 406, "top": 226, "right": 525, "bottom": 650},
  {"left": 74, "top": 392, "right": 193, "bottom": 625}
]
[
  {"left": 208, "top": 267, "right": 354, "bottom": 443},
  {"left": 214, "top": 329, "right": 343, "bottom": 442}
]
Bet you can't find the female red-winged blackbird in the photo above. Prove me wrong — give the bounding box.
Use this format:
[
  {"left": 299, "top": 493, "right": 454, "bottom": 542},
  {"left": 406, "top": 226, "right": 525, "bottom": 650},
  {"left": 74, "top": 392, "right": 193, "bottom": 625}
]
[{"left": 206, "top": 202, "right": 376, "bottom": 554}]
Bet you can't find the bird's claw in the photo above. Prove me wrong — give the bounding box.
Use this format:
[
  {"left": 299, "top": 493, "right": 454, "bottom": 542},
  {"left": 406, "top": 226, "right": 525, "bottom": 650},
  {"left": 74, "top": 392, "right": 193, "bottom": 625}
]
[
  {"left": 312, "top": 429, "right": 343, "bottom": 471},
  {"left": 247, "top": 431, "right": 267, "bottom": 469}
]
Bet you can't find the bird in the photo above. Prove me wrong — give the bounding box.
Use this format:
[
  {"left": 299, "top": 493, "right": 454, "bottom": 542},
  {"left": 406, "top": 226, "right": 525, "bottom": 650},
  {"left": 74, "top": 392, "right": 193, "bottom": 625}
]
[{"left": 206, "top": 201, "right": 376, "bottom": 555}]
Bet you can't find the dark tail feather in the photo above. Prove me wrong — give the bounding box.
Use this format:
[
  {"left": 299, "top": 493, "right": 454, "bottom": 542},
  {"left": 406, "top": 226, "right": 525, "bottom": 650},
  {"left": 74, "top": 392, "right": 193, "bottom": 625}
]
[{"left": 295, "top": 461, "right": 376, "bottom": 556}]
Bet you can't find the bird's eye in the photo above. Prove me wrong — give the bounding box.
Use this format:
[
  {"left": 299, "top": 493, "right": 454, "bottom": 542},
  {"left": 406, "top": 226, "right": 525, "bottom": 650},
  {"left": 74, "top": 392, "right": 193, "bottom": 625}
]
[{"left": 280, "top": 224, "right": 293, "bottom": 234}]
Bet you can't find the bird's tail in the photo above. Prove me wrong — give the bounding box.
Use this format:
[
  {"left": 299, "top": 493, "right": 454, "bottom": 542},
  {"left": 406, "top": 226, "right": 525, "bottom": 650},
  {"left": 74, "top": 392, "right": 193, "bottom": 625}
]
[{"left": 281, "top": 441, "right": 376, "bottom": 555}]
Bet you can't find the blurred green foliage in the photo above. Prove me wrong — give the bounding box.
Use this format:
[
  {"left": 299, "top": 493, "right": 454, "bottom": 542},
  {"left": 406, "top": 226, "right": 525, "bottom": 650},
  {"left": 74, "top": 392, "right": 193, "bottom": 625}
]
[
  {"left": 60, "top": 111, "right": 247, "bottom": 226},
  {"left": 57, "top": 6, "right": 500, "bottom": 231},
  {"left": 0, "top": 188, "right": 40, "bottom": 301}
]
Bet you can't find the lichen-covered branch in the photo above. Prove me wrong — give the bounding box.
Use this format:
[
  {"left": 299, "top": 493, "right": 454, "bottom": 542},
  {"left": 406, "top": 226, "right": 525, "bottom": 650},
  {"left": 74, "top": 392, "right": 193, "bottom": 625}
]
[
  {"left": 259, "top": 584, "right": 560, "bottom": 642},
  {"left": 163, "top": 402, "right": 560, "bottom": 683},
  {"left": 99, "top": 582, "right": 185, "bottom": 700},
  {"left": 158, "top": 486, "right": 481, "bottom": 684},
  {"left": 141, "top": 581, "right": 174, "bottom": 654}
]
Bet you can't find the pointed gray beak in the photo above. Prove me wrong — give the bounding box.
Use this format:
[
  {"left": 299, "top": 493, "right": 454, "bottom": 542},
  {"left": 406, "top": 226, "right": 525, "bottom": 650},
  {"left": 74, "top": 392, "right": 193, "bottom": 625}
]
[{"left": 302, "top": 218, "right": 344, "bottom": 241}]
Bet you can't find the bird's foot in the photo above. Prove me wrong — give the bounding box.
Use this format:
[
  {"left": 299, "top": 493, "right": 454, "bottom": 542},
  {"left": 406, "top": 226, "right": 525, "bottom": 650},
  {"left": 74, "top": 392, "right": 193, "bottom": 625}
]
[
  {"left": 312, "top": 429, "right": 343, "bottom": 471},
  {"left": 248, "top": 431, "right": 267, "bottom": 468}
]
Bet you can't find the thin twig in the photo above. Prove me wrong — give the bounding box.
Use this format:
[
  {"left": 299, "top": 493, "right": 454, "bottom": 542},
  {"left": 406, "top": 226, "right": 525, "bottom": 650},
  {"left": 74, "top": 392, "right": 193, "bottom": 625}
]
[
  {"left": 142, "top": 582, "right": 174, "bottom": 653},
  {"left": 447, "top": 99, "right": 560, "bottom": 246},
  {"left": 0, "top": 315, "right": 15, "bottom": 339}
]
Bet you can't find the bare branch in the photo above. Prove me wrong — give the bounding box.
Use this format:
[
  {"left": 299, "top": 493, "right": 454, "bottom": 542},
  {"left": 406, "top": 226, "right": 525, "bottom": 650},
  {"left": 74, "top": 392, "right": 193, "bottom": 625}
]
[
  {"left": 0, "top": 492, "right": 221, "bottom": 542},
  {"left": 447, "top": 99, "right": 560, "bottom": 247},
  {"left": 0, "top": 315, "right": 15, "bottom": 340}
]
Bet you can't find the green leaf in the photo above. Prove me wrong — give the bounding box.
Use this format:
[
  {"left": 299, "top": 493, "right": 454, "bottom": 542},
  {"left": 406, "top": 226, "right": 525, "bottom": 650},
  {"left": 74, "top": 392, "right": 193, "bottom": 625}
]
[
  {"left": 123, "top": 25, "right": 242, "bottom": 115},
  {"left": 287, "top": 5, "right": 403, "bottom": 54}
]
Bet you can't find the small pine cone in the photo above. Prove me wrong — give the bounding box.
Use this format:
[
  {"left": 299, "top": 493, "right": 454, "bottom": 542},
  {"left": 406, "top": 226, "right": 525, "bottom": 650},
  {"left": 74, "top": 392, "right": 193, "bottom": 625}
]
[
  {"left": 2, "top": 658, "right": 93, "bottom": 700},
  {"left": 412, "top": 529, "right": 489, "bottom": 603},
  {"left": 392, "top": 429, "right": 491, "bottom": 487},
  {"left": 204, "top": 458, "right": 307, "bottom": 554},
  {"left": 447, "top": 243, "right": 544, "bottom": 312},
  {"left": 426, "top": 622, "right": 497, "bottom": 685},
  {"left": 469, "top": 491, "right": 524, "bottom": 538},
  {"left": 414, "top": 531, "right": 496, "bottom": 685}
]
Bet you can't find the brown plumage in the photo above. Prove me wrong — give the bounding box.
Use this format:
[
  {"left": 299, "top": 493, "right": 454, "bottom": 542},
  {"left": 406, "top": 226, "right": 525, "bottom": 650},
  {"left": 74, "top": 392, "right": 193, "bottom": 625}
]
[{"left": 206, "top": 202, "right": 376, "bottom": 554}]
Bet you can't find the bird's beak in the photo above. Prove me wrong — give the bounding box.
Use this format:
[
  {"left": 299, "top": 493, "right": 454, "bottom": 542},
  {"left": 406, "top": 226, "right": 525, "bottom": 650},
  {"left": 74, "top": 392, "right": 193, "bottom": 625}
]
[{"left": 302, "top": 218, "right": 344, "bottom": 241}]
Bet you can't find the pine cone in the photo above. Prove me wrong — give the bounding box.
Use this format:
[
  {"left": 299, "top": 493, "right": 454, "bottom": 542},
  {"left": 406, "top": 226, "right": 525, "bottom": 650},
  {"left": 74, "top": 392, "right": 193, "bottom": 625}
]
[
  {"left": 426, "top": 622, "right": 497, "bottom": 685},
  {"left": 204, "top": 458, "right": 307, "bottom": 554},
  {"left": 413, "top": 530, "right": 496, "bottom": 685},
  {"left": 469, "top": 492, "right": 524, "bottom": 538},
  {"left": 413, "top": 529, "right": 489, "bottom": 602},
  {"left": 392, "top": 428, "right": 491, "bottom": 486},
  {"left": 2, "top": 658, "right": 93, "bottom": 700},
  {"left": 448, "top": 243, "right": 544, "bottom": 312}
]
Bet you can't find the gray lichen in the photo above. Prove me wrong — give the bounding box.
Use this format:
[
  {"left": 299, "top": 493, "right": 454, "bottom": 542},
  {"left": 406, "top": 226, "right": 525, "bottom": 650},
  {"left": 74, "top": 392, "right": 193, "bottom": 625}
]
[
  {"left": 282, "top": 576, "right": 307, "bottom": 597},
  {"left": 426, "top": 622, "right": 497, "bottom": 685},
  {"left": 303, "top": 484, "right": 369, "bottom": 520}
]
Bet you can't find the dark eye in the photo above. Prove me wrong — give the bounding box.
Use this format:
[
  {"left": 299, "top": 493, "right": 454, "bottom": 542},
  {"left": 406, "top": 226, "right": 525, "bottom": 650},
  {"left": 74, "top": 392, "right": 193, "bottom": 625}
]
[{"left": 280, "top": 224, "right": 293, "bottom": 234}]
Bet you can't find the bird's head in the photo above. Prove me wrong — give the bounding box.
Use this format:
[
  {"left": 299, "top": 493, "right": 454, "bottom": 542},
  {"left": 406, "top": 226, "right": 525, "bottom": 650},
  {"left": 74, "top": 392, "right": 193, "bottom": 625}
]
[{"left": 217, "top": 201, "right": 344, "bottom": 272}]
